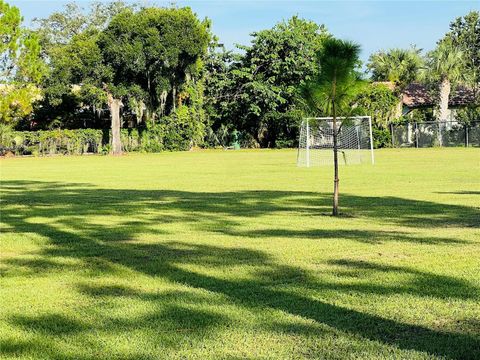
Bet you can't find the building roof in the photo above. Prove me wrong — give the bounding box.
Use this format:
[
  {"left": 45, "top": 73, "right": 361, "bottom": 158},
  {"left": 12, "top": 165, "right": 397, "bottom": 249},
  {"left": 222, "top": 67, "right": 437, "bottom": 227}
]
[{"left": 402, "top": 82, "right": 476, "bottom": 108}]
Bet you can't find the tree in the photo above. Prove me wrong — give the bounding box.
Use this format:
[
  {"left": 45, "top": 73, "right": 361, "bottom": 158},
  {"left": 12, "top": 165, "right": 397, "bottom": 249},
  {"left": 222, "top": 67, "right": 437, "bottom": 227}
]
[
  {"left": 444, "top": 11, "right": 480, "bottom": 125},
  {"left": 367, "top": 47, "right": 423, "bottom": 118},
  {"left": 367, "top": 47, "right": 423, "bottom": 90},
  {"left": 425, "top": 38, "right": 465, "bottom": 145},
  {"left": 0, "top": 0, "right": 46, "bottom": 125},
  {"left": 99, "top": 7, "right": 210, "bottom": 120},
  {"left": 206, "top": 17, "right": 329, "bottom": 147},
  {"left": 301, "top": 38, "right": 364, "bottom": 216},
  {"left": 33, "top": 1, "right": 134, "bottom": 54},
  {"left": 30, "top": 1, "right": 136, "bottom": 129},
  {"left": 34, "top": 5, "right": 209, "bottom": 154},
  {"left": 98, "top": 7, "right": 210, "bottom": 153},
  {"left": 445, "top": 11, "right": 480, "bottom": 97}
]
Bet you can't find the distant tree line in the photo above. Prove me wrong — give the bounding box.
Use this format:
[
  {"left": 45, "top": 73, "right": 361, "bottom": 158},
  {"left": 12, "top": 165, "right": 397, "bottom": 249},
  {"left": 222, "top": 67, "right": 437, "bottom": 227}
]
[{"left": 0, "top": 1, "right": 478, "bottom": 154}]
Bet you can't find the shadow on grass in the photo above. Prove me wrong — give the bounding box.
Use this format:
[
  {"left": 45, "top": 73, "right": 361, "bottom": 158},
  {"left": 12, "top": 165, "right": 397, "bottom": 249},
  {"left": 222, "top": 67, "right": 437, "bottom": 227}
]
[
  {"left": 435, "top": 191, "right": 480, "bottom": 195},
  {"left": 1, "top": 180, "right": 479, "bottom": 359}
]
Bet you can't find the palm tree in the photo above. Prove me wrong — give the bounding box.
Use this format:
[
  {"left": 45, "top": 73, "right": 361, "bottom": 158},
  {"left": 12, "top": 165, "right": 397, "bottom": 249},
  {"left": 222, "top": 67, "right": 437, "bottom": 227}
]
[
  {"left": 425, "top": 39, "right": 465, "bottom": 145},
  {"left": 367, "top": 47, "right": 423, "bottom": 118},
  {"left": 301, "top": 38, "right": 363, "bottom": 216}
]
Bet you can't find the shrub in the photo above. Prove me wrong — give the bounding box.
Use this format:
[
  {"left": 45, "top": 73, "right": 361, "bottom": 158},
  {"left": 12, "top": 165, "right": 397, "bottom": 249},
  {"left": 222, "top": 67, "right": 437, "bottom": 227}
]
[
  {"left": 372, "top": 127, "right": 392, "bottom": 148},
  {"left": 4, "top": 129, "right": 103, "bottom": 156}
]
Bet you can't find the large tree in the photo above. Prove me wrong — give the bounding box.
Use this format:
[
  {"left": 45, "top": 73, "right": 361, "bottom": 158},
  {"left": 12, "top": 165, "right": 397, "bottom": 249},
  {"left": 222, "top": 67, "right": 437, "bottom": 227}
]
[
  {"left": 99, "top": 7, "right": 210, "bottom": 121},
  {"left": 98, "top": 7, "right": 210, "bottom": 153},
  {"left": 33, "top": 1, "right": 134, "bottom": 54},
  {"left": 444, "top": 11, "right": 480, "bottom": 125},
  {"left": 301, "top": 38, "right": 364, "bottom": 216},
  {"left": 34, "top": 5, "right": 209, "bottom": 154},
  {"left": 0, "top": 0, "right": 46, "bottom": 125},
  {"left": 425, "top": 39, "right": 465, "bottom": 145},
  {"left": 206, "top": 17, "right": 329, "bottom": 147},
  {"left": 30, "top": 1, "right": 136, "bottom": 129},
  {"left": 445, "top": 11, "right": 480, "bottom": 97}
]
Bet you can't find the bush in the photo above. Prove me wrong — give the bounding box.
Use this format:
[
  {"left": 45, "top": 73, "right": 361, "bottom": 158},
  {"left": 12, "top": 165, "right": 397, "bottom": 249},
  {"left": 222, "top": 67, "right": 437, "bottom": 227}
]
[
  {"left": 372, "top": 127, "right": 392, "bottom": 148},
  {"left": 0, "top": 124, "right": 15, "bottom": 155},
  {"left": 2, "top": 129, "right": 104, "bottom": 156},
  {"left": 2, "top": 104, "right": 221, "bottom": 156}
]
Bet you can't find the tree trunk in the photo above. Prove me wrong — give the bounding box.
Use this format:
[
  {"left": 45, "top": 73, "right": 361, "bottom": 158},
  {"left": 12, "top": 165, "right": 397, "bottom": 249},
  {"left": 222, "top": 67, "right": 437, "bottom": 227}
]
[
  {"left": 107, "top": 93, "right": 122, "bottom": 155},
  {"left": 437, "top": 78, "right": 451, "bottom": 146},
  {"left": 332, "top": 75, "right": 339, "bottom": 216}
]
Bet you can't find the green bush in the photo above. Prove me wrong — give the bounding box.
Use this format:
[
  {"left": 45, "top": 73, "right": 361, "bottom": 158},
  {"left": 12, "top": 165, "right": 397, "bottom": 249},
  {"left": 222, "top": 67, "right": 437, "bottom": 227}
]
[
  {"left": 372, "top": 127, "right": 392, "bottom": 148},
  {"left": 4, "top": 129, "right": 104, "bottom": 156},
  {"left": 3, "top": 106, "right": 212, "bottom": 156}
]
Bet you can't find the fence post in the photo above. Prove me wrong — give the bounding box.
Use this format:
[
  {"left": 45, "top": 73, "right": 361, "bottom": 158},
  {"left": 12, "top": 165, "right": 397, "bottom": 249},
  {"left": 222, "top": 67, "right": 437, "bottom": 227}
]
[
  {"left": 415, "top": 122, "right": 419, "bottom": 148},
  {"left": 306, "top": 119, "right": 310, "bottom": 168},
  {"left": 368, "top": 116, "right": 374, "bottom": 165},
  {"left": 390, "top": 123, "right": 394, "bottom": 147},
  {"left": 465, "top": 125, "right": 469, "bottom": 147}
]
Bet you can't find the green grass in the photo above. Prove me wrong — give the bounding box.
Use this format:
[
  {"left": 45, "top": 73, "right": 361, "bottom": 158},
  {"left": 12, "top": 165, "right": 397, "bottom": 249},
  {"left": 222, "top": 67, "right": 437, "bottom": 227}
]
[{"left": 1, "top": 148, "right": 479, "bottom": 360}]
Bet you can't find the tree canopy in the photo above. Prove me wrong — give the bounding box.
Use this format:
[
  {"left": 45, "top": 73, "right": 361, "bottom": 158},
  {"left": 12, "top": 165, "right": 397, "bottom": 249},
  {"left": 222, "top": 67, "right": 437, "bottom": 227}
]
[
  {"left": 0, "top": 0, "right": 46, "bottom": 124},
  {"left": 367, "top": 47, "right": 424, "bottom": 92},
  {"left": 1, "top": 1, "right": 477, "bottom": 151},
  {"left": 206, "top": 16, "right": 329, "bottom": 147}
]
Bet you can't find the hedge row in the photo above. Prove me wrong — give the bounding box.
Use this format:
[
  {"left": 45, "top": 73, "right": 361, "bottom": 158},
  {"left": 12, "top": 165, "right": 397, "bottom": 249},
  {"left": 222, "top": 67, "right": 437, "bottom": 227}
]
[{"left": 1, "top": 125, "right": 195, "bottom": 156}]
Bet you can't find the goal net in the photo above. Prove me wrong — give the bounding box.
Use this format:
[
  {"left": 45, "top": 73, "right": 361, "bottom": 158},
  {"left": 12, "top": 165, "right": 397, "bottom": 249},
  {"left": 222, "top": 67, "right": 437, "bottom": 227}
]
[{"left": 297, "top": 116, "right": 374, "bottom": 166}]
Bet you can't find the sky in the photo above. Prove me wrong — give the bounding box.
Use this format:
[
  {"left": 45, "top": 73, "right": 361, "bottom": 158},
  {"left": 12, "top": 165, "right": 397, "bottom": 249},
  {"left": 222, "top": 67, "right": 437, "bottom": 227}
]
[{"left": 9, "top": 0, "right": 480, "bottom": 65}]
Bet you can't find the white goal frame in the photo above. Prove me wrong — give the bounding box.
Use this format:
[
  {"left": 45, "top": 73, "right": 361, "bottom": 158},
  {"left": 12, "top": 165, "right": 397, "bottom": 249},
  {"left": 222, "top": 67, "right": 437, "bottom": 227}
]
[{"left": 297, "top": 116, "right": 375, "bottom": 167}]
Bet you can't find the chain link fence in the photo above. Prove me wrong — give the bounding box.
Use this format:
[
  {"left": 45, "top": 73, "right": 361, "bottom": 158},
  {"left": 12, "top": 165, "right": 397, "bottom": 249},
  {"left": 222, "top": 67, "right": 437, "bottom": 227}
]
[{"left": 391, "top": 121, "right": 480, "bottom": 148}]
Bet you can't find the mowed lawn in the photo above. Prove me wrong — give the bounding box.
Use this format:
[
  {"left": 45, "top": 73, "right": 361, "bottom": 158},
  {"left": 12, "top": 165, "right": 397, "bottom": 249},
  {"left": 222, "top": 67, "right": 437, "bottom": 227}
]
[{"left": 1, "top": 148, "right": 479, "bottom": 360}]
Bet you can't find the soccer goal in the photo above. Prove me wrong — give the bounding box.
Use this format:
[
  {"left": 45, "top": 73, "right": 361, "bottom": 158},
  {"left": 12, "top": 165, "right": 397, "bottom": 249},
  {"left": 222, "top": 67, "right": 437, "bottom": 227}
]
[{"left": 297, "top": 116, "right": 374, "bottom": 167}]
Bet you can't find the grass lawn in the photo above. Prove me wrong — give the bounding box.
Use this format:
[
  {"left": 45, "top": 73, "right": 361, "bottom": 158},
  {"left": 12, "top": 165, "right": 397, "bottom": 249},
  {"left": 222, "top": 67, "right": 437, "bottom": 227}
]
[{"left": 1, "top": 148, "right": 479, "bottom": 359}]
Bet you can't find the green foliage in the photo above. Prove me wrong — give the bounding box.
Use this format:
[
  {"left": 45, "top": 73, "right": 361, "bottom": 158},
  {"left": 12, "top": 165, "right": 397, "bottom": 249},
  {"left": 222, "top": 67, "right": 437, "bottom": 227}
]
[
  {"left": 206, "top": 17, "right": 329, "bottom": 147},
  {"left": 367, "top": 47, "right": 423, "bottom": 92},
  {"left": 99, "top": 6, "right": 210, "bottom": 117},
  {"left": 301, "top": 38, "right": 365, "bottom": 117},
  {"left": 455, "top": 105, "right": 480, "bottom": 124},
  {"left": 0, "top": 85, "right": 42, "bottom": 125},
  {"left": 31, "top": 1, "right": 135, "bottom": 127},
  {"left": 354, "top": 83, "right": 398, "bottom": 127},
  {"left": 33, "top": 1, "right": 135, "bottom": 54},
  {"left": 401, "top": 108, "right": 435, "bottom": 124},
  {"left": 0, "top": 0, "right": 21, "bottom": 75},
  {"left": 445, "top": 11, "right": 480, "bottom": 94},
  {"left": 371, "top": 127, "right": 392, "bottom": 148},
  {"left": 0, "top": 1, "right": 46, "bottom": 125},
  {"left": 0, "top": 123, "right": 15, "bottom": 153},
  {"left": 3, "top": 122, "right": 207, "bottom": 155},
  {"left": 425, "top": 38, "right": 465, "bottom": 84},
  {"left": 353, "top": 83, "right": 398, "bottom": 148},
  {"left": 2, "top": 128, "right": 103, "bottom": 155}
]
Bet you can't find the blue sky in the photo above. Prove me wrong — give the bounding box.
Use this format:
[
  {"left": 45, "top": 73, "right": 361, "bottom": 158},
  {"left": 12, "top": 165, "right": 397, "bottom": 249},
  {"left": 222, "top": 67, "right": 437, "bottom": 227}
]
[{"left": 10, "top": 0, "right": 480, "bottom": 64}]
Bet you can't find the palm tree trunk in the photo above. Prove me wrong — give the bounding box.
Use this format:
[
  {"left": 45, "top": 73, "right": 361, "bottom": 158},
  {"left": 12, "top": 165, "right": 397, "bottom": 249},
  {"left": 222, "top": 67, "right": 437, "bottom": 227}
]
[
  {"left": 437, "top": 78, "right": 451, "bottom": 146},
  {"left": 107, "top": 92, "right": 122, "bottom": 155}
]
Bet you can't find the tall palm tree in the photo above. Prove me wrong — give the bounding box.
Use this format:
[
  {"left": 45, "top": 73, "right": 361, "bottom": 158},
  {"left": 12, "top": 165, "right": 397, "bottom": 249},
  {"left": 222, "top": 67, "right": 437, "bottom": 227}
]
[
  {"left": 425, "top": 39, "right": 465, "bottom": 145},
  {"left": 301, "top": 38, "right": 363, "bottom": 216}
]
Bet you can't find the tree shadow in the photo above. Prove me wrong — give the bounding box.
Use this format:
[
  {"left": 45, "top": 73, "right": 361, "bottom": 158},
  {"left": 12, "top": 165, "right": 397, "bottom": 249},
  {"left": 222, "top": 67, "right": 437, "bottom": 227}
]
[
  {"left": 1, "top": 180, "right": 479, "bottom": 359},
  {"left": 436, "top": 191, "right": 480, "bottom": 196}
]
